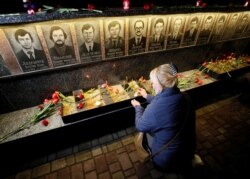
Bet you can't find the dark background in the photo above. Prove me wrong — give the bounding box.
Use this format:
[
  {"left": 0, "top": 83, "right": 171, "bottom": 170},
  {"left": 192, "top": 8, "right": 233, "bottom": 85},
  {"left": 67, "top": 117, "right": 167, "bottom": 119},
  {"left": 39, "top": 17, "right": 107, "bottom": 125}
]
[{"left": 1, "top": 0, "right": 247, "bottom": 14}]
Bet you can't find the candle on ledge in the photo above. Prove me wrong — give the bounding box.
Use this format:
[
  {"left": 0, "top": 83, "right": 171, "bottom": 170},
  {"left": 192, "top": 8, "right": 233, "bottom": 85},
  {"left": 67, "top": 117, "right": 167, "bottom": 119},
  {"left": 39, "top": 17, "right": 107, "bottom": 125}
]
[{"left": 123, "top": 0, "right": 130, "bottom": 10}]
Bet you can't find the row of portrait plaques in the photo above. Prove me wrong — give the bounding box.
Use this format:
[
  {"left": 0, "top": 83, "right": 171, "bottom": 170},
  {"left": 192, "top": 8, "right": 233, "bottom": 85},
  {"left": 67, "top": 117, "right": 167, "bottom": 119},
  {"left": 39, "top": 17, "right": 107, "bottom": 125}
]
[{"left": 0, "top": 11, "right": 250, "bottom": 77}]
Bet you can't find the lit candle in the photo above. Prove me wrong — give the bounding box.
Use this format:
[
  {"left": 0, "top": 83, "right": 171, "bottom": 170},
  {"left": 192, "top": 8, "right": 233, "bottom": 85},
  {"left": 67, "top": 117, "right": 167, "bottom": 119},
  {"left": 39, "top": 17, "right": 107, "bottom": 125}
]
[
  {"left": 123, "top": 0, "right": 130, "bottom": 10},
  {"left": 244, "top": 1, "right": 249, "bottom": 7},
  {"left": 95, "top": 101, "right": 101, "bottom": 107}
]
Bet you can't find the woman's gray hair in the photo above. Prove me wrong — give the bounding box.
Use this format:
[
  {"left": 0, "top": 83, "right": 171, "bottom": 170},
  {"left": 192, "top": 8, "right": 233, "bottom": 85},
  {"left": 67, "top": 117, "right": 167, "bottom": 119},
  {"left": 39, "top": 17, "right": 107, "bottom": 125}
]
[{"left": 150, "top": 63, "right": 178, "bottom": 88}]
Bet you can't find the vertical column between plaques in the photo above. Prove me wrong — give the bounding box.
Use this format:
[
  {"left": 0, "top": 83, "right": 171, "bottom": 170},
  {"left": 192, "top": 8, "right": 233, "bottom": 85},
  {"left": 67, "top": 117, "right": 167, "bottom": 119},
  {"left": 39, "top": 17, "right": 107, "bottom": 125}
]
[
  {"left": 36, "top": 24, "right": 53, "bottom": 68},
  {"left": 99, "top": 19, "right": 105, "bottom": 61},
  {"left": 70, "top": 23, "right": 81, "bottom": 64}
]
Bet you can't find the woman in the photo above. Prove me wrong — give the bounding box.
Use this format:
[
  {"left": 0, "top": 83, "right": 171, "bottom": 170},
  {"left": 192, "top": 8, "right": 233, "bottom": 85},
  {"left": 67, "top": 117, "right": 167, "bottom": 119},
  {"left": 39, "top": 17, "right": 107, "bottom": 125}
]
[{"left": 131, "top": 63, "right": 197, "bottom": 172}]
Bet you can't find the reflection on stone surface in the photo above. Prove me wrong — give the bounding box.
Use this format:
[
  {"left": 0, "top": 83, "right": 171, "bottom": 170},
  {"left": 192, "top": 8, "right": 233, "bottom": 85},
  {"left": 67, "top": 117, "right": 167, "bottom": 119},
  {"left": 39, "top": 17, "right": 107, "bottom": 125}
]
[{"left": 0, "top": 106, "right": 64, "bottom": 144}]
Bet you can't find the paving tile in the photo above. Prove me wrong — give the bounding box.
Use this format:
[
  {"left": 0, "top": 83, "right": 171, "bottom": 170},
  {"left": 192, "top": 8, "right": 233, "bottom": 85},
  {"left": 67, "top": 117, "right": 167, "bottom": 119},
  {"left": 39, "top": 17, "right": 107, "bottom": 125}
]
[
  {"left": 116, "top": 146, "right": 127, "bottom": 154},
  {"left": 105, "top": 151, "right": 118, "bottom": 164},
  {"left": 124, "top": 168, "right": 136, "bottom": 177},
  {"left": 112, "top": 171, "right": 125, "bottom": 179},
  {"left": 126, "top": 143, "right": 136, "bottom": 153},
  {"left": 109, "top": 162, "right": 121, "bottom": 173},
  {"left": 216, "top": 135, "right": 226, "bottom": 142},
  {"left": 15, "top": 170, "right": 31, "bottom": 179},
  {"left": 117, "top": 152, "right": 133, "bottom": 170},
  {"left": 91, "top": 147, "right": 103, "bottom": 157},
  {"left": 217, "top": 127, "right": 226, "bottom": 134},
  {"left": 85, "top": 171, "right": 97, "bottom": 179},
  {"left": 51, "top": 158, "right": 67, "bottom": 172},
  {"left": 128, "top": 151, "right": 140, "bottom": 163},
  {"left": 65, "top": 155, "right": 75, "bottom": 166},
  {"left": 70, "top": 163, "right": 84, "bottom": 179},
  {"left": 83, "top": 159, "right": 95, "bottom": 172},
  {"left": 31, "top": 163, "right": 50, "bottom": 178},
  {"left": 102, "top": 145, "right": 108, "bottom": 153},
  {"left": 75, "top": 150, "right": 92, "bottom": 163},
  {"left": 98, "top": 171, "right": 111, "bottom": 179},
  {"left": 107, "top": 141, "right": 123, "bottom": 152},
  {"left": 196, "top": 109, "right": 206, "bottom": 117},
  {"left": 126, "top": 175, "right": 138, "bottom": 179},
  {"left": 204, "top": 104, "right": 218, "bottom": 112},
  {"left": 57, "top": 167, "right": 70, "bottom": 179},
  {"left": 95, "top": 155, "right": 109, "bottom": 173},
  {"left": 197, "top": 118, "right": 208, "bottom": 125},
  {"left": 121, "top": 135, "right": 134, "bottom": 146},
  {"left": 44, "top": 172, "right": 57, "bottom": 179}
]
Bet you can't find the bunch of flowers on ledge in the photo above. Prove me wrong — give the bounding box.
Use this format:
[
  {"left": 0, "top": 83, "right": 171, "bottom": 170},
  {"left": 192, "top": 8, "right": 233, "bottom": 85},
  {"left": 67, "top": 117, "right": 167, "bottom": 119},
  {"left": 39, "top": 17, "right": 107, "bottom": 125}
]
[
  {"left": 0, "top": 91, "right": 70, "bottom": 143},
  {"left": 198, "top": 53, "right": 249, "bottom": 78}
]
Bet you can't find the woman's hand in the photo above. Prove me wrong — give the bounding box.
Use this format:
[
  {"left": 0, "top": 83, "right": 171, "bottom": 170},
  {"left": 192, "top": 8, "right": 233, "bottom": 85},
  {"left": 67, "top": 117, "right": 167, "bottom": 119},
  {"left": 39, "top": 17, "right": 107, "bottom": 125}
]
[
  {"left": 131, "top": 99, "right": 141, "bottom": 107},
  {"left": 137, "top": 88, "right": 147, "bottom": 99}
]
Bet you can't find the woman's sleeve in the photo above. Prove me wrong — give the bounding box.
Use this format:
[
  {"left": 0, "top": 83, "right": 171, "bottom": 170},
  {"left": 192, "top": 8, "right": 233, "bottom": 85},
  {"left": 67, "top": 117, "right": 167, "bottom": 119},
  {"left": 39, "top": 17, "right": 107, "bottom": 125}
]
[
  {"left": 146, "top": 94, "right": 154, "bottom": 103},
  {"left": 134, "top": 105, "right": 155, "bottom": 132}
]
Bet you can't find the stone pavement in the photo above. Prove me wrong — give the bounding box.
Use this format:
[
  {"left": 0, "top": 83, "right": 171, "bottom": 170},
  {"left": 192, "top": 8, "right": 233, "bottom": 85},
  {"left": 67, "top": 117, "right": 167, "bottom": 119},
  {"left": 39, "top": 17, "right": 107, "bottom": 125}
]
[{"left": 3, "top": 94, "right": 250, "bottom": 179}]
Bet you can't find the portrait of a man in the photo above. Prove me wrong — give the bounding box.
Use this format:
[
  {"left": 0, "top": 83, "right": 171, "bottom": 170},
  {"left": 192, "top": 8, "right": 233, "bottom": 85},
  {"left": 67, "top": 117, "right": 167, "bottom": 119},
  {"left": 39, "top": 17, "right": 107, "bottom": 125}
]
[
  {"left": 221, "top": 13, "right": 240, "bottom": 40},
  {"left": 242, "top": 12, "right": 250, "bottom": 37},
  {"left": 182, "top": 16, "right": 200, "bottom": 46},
  {"left": 197, "top": 15, "right": 215, "bottom": 44},
  {"left": 148, "top": 17, "right": 167, "bottom": 51},
  {"left": 167, "top": 16, "right": 185, "bottom": 49},
  {"left": 105, "top": 20, "right": 125, "bottom": 58},
  {"left": 232, "top": 13, "right": 249, "bottom": 39},
  {"left": 129, "top": 19, "right": 148, "bottom": 55},
  {"left": 48, "top": 25, "right": 77, "bottom": 67},
  {"left": 210, "top": 14, "right": 227, "bottom": 42},
  {"left": 78, "top": 23, "right": 101, "bottom": 63},
  {"left": 9, "top": 28, "right": 49, "bottom": 72}
]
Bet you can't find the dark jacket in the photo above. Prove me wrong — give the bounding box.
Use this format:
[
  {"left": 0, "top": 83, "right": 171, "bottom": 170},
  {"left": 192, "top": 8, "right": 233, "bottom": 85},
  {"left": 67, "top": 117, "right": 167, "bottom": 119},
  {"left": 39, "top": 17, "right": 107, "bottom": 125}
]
[
  {"left": 129, "top": 36, "right": 147, "bottom": 49},
  {"left": 105, "top": 36, "right": 124, "bottom": 51},
  {"left": 183, "top": 29, "right": 198, "bottom": 42},
  {"left": 167, "top": 33, "right": 182, "bottom": 47},
  {"left": 79, "top": 42, "right": 101, "bottom": 55},
  {"left": 134, "top": 87, "right": 196, "bottom": 170},
  {"left": 16, "top": 49, "right": 49, "bottom": 72},
  {"left": 149, "top": 34, "right": 165, "bottom": 47}
]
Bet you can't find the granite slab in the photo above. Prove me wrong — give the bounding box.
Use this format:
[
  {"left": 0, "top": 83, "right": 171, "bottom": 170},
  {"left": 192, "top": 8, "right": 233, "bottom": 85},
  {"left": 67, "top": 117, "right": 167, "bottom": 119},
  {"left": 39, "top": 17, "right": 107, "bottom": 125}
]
[{"left": 0, "top": 105, "right": 64, "bottom": 144}]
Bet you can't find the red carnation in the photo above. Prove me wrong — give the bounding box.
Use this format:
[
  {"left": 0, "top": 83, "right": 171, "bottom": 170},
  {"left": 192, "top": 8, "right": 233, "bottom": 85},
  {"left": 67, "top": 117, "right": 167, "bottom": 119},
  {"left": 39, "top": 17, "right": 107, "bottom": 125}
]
[{"left": 42, "top": 119, "right": 49, "bottom": 126}]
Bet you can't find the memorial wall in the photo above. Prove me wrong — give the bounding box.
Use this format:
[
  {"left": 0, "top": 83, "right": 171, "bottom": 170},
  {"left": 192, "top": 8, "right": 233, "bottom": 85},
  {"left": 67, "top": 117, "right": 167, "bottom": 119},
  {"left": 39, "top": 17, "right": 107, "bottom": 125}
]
[
  {"left": 0, "top": 9, "right": 250, "bottom": 113},
  {"left": 1, "top": 11, "right": 250, "bottom": 77}
]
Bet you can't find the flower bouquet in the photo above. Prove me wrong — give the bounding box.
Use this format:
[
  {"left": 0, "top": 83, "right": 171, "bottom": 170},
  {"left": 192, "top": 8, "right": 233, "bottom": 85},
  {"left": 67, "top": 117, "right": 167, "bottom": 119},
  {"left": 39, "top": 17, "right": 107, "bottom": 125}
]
[
  {"left": 198, "top": 53, "right": 250, "bottom": 79},
  {"left": 0, "top": 91, "right": 68, "bottom": 143}
]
